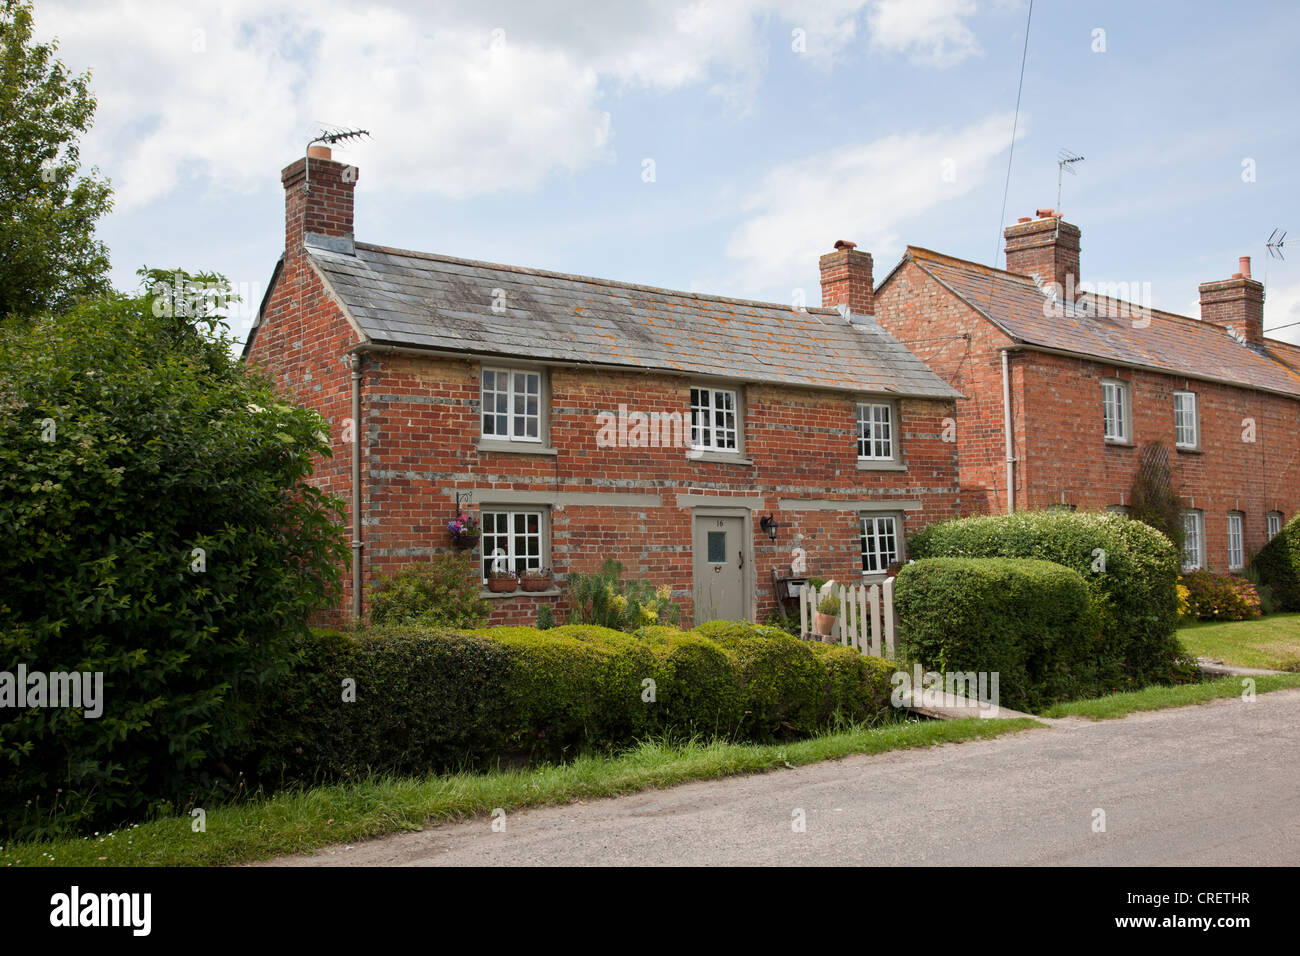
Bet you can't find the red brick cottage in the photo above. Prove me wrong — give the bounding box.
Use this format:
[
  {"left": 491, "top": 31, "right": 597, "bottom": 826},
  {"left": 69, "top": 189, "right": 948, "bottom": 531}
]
[
  {"left": 243, "top": 148, "right": 962, "bottom": 626},
  {"left": 867, "top": 211, "right": 1300, "bottom": 573}
]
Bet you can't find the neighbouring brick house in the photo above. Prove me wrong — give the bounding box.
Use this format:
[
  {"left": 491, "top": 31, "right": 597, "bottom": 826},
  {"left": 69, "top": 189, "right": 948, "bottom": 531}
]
[
  {"left": 866, "top": 210, "right": 1300, "bottom": 574},
  {"left": 244, "top": 148, "right": 962, "bottom": 626}
]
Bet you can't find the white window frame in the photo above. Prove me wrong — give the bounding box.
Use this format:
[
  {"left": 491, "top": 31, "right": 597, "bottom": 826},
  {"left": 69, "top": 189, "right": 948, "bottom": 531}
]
[
  {"left": 1267, "top": 511, "right": 1284, "bottom": 541},
  {"left": 859, "top": 514, "right": 901, "bottom": 575},
  {"left": 1174, "top": 390, "right": 1199, "bottom": 450},
  {"left": 689, "top": 386, "right": 739, "bottom": 453},
  {"left": 481, "top": 367, "right": 543, "bottom": 443},
  {"left": 1102, "top": 379, "right": 1131, "bottom": 443},
  {"left": 1181, "top": 510, "right": 1204, "bottom": 572},
  {"left": 1227, "top": 512, "right": 1245, "bottom": 570},
  {"left": 480, "top": 508, "right": 547, "bottom": 582},
  {"left": 857, "top": 402, "right": 896, "bottom": 461}
]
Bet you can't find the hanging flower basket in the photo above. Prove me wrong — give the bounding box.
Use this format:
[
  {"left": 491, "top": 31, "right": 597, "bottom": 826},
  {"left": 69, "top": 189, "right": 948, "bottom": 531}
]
[{"left": 448, "top": 513, "right": 480, "bottom": 551}]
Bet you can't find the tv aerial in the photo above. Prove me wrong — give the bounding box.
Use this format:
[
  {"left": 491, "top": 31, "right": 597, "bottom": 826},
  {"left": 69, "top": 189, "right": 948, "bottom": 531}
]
[
  {"left": 1056, "top": 149, "right": 1085, "bottom": 216},
  {"left": 303, "top": 127, "right": 371, "bottom": 194}
]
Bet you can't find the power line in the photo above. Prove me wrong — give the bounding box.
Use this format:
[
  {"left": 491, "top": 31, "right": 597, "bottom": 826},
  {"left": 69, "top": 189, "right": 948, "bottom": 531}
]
[{"left": 992, "top": 0, "right": 1034, "bottom": 273}]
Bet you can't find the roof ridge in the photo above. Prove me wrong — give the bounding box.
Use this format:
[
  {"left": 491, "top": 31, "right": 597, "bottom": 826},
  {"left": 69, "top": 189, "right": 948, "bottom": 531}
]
[{"left": 349, "top": 240, "right": 846, "bottom": 317}]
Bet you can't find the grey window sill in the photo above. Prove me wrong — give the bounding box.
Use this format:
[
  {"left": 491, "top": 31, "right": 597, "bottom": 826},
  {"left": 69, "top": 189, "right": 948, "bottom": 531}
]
[
  {"left": 856, "top": 460, "right": 907, "bottom": 472},
  {"left": 1175, "top": 446, "right": 1203, "bottom": 455},
  {"left": 687, "top": 450, "right": 754, "bottom": 465},
  {"left": 1104, "top": 439, "right": 1136, "bottom": 448},
  {"left": 476, "top": 439, "right": 558, "bottom": 456},
  {"left": 480, "top": 587, "right": 562, "bottom": 599}
]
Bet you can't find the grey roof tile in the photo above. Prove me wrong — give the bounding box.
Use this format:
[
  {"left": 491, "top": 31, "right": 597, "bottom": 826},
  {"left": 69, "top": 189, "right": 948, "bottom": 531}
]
[{"left": 306, "top": 238, "right": 959, "bottom": 399}]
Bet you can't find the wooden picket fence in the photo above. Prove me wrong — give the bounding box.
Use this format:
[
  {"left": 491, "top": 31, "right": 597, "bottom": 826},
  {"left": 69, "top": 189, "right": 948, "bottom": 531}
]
[{"left": 798, "top": 579, "right": 896, "bottom": 658}]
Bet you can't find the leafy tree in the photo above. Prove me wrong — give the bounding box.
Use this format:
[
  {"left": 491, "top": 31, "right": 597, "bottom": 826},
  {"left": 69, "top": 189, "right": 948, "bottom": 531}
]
[
  {"left": 0, "top": 273, "right": 347, "bottom": 837},
  {"left": 0, "top": 0, "right": 113, "bottom": 319}
]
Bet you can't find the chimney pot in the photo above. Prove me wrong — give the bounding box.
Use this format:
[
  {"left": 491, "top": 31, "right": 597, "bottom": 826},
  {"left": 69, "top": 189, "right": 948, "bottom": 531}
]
[
  {"left": 1238, "top": 255, "right": 1251, "bottom": 278},
  {"left": 1035, "top": 208, "right": 1057, "bottom": 219},
  {"left": 1017, "top": 217, "right": 1032, "bottom": 223},
  {"left": 833, "top": 239, "right": 857, "bottom": 251},
  {"left": 307, "top": 144, "right": 332, "bottom": 160}
]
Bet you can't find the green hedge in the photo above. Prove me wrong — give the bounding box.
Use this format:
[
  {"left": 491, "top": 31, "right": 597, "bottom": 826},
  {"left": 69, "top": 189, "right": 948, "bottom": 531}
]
[
  {"left": 895, "top": 557, "right": 1100, "bottom": 712},
  {"left": 244, "top": 621, "right": 897, "bottom": 785},
  {"left": 908, "top": 511, "right": 1183, "bottom": 686},
  {"left": 1253, "top": 514, "right": 1300, "bottom": 611}
]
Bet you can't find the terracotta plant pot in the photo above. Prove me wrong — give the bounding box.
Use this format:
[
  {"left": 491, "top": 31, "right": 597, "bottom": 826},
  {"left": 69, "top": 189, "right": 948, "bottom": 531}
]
[
  {"left": 813, "top": 612, "right": 837, "bottom": 636},
  {"left": 487, "top": 576, "right": 518, "bottom": 593},
  {"left": 520, "top": 574, "right": 552, "bottom": 592}
]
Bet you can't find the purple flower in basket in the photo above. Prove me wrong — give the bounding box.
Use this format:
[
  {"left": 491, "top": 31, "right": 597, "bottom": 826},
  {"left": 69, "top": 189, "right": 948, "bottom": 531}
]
[{"left": 448, "top": 513, "right": 480, "bottom": 536}]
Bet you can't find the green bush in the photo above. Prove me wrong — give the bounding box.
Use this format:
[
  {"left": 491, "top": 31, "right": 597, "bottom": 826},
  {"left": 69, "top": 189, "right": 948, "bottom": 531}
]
[
  {"left": 565, "top": 559, "right": 680, "bottom": 631},
  {"left": 908, "top": 510, "right": 1182, "bottom": 687},
  {"left": 369, "top": 555, "right": 489, "bottom": 628},
  {"left": 895, "top": 557, "right": 1101, "bottom": 712},
  {"left": 246, "top": 621, "right": 898, "bottom": 784},
  {"left": 0, "top": 279, "right": 346, "bottom": 839},
  {"left": 1179, "top": 572, "right": 1262, "bottom": 621},
  {"left": 1253, "top": 514, "right": 1300, "bottom": 611}
]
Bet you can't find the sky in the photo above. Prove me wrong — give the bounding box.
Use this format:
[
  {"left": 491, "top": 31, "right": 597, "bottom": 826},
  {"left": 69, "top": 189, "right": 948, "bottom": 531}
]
[{"left": 33, "top": 0, "right": 1300, "bottom": 348}]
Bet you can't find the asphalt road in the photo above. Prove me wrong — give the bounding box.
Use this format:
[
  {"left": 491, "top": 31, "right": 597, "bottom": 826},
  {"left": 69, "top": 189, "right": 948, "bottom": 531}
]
[{"left": 263, "top": 689, "right": 1300, "bottom": 866}]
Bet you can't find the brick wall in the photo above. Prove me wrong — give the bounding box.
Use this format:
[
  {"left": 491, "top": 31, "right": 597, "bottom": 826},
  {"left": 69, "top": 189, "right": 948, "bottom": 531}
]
[
  {"left": 362, "top": 352, "right": 961, "bottom": 625},
  {"left": 874, "top": 259, "right": 1021, "bottom": 514},
  {"left": 1017, "top": 351, "right": 1299, "bottom": 569}
]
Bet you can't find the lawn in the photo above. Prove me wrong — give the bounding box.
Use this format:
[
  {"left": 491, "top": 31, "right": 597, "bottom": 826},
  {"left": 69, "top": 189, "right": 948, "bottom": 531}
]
[
  {"left": 1041, "top": 672, "right": 1300, "bottom": 720},
  {"left": 0, "top": 717, "right": 1040, "bottom": 867},
  {"left": 1176, "top": 612, "right": 1300, "bottom": 671}
]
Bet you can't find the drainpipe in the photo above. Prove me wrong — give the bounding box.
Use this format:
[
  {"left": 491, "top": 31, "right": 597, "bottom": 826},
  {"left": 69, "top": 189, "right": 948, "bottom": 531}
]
[
  {"left": 1001, "top": 349, "right": 1016, "bottom": 514},
  {"left": 350, "top": 353, "right": 363, "bottom": 620}
]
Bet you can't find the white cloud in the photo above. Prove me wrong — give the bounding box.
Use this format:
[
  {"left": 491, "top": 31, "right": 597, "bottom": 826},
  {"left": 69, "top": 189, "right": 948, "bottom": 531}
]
[
  {"left": 717, "top": 112, "right": 1021, "bottom": 293},
  {"left": 32, "top": 0, "right": 983, "bottom": 211},
  {"left": 868, "top": 0, "right": 981, "bottom": 67}
]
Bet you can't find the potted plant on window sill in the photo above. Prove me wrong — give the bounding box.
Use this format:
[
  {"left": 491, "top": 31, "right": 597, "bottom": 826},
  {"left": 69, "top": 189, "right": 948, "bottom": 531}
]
[
  {"left": 520, "top": 567, "right": 553, "bottom": 592},
  {"left": 448, "top": 512, "right": 480, "bottom": 551},
  {"left": 487, "top": 569, "right": 518, "bottom": 593},
  {"left": 814, "top": 592, "right": 839, "bottom": 641}
]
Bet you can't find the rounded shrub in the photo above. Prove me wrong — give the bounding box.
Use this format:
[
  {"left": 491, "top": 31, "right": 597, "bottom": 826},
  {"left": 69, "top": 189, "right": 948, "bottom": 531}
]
[
  {"left": 1179, "top": 572, "right": 1262, "bottom": 621},
  {"left": 908, "top": 511, "right": 1182, "bottom": 686},
  {"left": 369, "top": 555, "right": 490, "bottom": 628},
  {"left": 895, "top": 557, "right": 1101, "bottom": 712},
  {"left": 1253, "top": 514, "right": 1300, "bottom": 611}
]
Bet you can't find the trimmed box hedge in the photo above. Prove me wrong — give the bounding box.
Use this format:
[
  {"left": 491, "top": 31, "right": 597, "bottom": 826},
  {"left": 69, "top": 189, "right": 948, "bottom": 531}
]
[
  {"left": 908, "top": 511, "right": 1184, "bottom": 686},
  {"left": 243, "top": 621, "right": 897, "bottom": 786},
  {"left": 1253, "top": 514, "right": 1300, "bottom": 611},
  {"left": 895, "top": 557, "right": 1100, "bottom": 712}
]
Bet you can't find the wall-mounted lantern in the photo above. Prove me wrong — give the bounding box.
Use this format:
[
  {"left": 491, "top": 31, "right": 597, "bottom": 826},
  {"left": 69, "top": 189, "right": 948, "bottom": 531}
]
[{"left": 759, "top": 513, "right": 780, "bottom": 541}]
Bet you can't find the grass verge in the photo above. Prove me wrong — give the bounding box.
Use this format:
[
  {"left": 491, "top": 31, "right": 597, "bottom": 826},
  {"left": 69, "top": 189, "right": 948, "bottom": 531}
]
[
  {"left": 1176, "top": 613, "right": 1300, "bottom": 671},
  {"left": 1041, "top": 673, "right": 1300, "bottom": 720},
  {"left": 1, "top": 717, "right": 1041, "bottom": 868}
]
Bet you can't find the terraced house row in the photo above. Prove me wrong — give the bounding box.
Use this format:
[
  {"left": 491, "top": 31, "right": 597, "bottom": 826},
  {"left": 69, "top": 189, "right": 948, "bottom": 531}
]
[{"left": 245, "top": 151, "right": 1300, "bottom": 625}]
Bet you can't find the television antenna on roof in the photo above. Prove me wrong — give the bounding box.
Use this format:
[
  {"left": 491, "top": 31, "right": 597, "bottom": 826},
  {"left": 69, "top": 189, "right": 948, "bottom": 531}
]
[
  {"left": 1056, "top": 149, "right": 1085, "bottom": 216},
  {"left": 302, "top": 126, "right": 370, "bottom": 195}
]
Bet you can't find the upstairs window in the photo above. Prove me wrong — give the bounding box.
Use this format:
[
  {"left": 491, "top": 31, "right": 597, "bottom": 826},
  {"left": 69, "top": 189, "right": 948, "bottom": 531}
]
[
  {"left": 857, "top": 403, "right": 895, "bottom": 460},
  {"left": 481, "top": 368, "right": 541, "bottom": 442},
  {"left": 1174, "top": 391, "right": 1198, "bottom": 449},
  {"left": 1181, "top": 510, "right": 1204, "bottom": 572},
  {"left": 1227, "top": 513, "right": 1245, "bottom": 570},
  {"left": 690, "top": 387, "right": 738, "bottom": 452},
  {"left": 1267, "top": 511, "right": 1284, "bottom": 541},
  {"left": 1102, "top": 380, "right": 1130, "bottom": 443}
]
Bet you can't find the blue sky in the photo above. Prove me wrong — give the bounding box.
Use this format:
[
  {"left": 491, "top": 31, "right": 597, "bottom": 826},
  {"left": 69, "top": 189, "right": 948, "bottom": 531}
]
[{"left": 36, "top": 0, "right": 1300, "bottom": 346}]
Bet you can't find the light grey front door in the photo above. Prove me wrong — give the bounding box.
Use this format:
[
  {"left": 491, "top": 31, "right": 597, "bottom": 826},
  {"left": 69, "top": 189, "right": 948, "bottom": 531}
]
[{"left": 692, "top": 514, "right": 747, "bottom": 624}]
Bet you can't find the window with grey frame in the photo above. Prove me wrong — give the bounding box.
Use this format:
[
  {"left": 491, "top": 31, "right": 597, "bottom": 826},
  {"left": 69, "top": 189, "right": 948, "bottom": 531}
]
[
  {"left": 859, "top": 514, "right": 901, "bottom": 574},
  {"left": 1267, "top": 511, "right": 1284, "bottom": 541},
  {"left": 1181, "top": 510, "right": 1204, "bottom": 571},
  {"left": 856, "top": 401, "right": 896, "bottom": 461},
  {"left": 689, "top": 386, "right": 739, "bottom": 452},
  {"left": 1227, "top": 512, "right": 1245, "bottom": 570},
  {"left": 481, "top": 367, "right": 543, "bottom": 443},
  {"left": 480, "top": 508, "right": 546, "bottom": 580}
]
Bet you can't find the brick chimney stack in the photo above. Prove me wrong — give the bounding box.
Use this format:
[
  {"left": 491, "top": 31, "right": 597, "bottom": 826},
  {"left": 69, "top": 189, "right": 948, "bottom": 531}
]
[
  {"left": 281, "top": 145, "right": 358, "bottom": 255},
  {"left": 1199, "top": 256, "right": 1264, "bottom": 346},
  {"left": 819, "top": 240, "right": 874, "bottom": 319},
  {"left": 1004, "top": 210, "right": 1081, "bottom": 299}
]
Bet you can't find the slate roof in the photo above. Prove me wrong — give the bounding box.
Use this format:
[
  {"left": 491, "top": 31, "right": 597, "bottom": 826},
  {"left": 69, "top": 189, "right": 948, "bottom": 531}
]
[
  {"left": 903, "top": 247, "right": 1300, "bottom": 399},
  {"left": 301, "top": 237, "right": 959, "bottom": 399}
]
